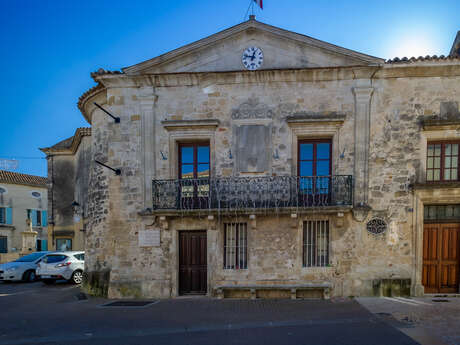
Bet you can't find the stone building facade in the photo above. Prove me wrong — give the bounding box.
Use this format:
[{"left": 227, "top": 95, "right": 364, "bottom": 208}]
[
  {"left": 40, "top": 128, "right": 91, "bottom": 252},
  {"left": 51, "top": 18, "right": 460, "bottom": 298},
  {"left": 0, "top": 170, "right": 48, "bottom": 262}
]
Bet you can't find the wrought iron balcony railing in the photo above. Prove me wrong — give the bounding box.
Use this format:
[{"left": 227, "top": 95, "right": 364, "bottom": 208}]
[{"left": 152, "top": 175, "right": 352, "bottom": 211}]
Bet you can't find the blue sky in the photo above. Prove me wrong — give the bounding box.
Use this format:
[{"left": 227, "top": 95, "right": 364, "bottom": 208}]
[{"left": 1, "top": 0, "right": 459, "bottom": 177}]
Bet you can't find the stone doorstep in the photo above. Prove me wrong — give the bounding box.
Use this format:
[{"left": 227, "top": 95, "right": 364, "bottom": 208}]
[
  {"left": 424, "top": 293, "right": 460, "bottom": 298},
  {"left": 214, "top": 284, "right": 331, "bottom": 300}
]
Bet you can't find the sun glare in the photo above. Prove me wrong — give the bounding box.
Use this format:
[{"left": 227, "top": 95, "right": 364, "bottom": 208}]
[{"left": 384, "top": 30, "right": 439, "bottom": 59}]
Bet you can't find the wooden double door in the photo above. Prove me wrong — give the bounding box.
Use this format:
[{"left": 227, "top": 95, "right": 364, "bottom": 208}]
[
  {"left": 423, "top": 223, "right": 460, "bottom": 293},
  {"left": 179, "top": 231, "right": 207, "bottom": 295}
]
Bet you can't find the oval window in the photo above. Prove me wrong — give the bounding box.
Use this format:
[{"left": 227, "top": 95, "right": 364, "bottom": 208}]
[{"left": 31, "top": 191, "right": 41, "bottom": 198}]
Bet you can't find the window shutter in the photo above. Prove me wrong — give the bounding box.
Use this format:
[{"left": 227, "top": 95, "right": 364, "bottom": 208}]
[
  {"left": 6, "top": 207, "right": 12, "bottom": 225},
  {"left": 31, "top": 210, "right": 38, "bottom": 227},
  {"left": 41, "top": 210, "right": 48, "bottom": 226},
  {"left": 43, "top": 239, "right": 48, "bottom": 251}
]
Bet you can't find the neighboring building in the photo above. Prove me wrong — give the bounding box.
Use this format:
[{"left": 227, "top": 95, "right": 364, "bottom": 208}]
[
  {"left": 40, "top": 127, "right": 91, "bottom": 252},
  {"left": 48, "top": 18, "right": 460, "bottom": 298},
  {"left": 0, "top": 170, "right": 48, "bottom": 256}
]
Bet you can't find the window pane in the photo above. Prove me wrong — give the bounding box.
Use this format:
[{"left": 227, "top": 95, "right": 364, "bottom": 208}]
[
  {"left": 316, "top": 160, "right": 330, "bottom": 176},
  {"left": 445, "top": 169, "right": 451, "bottom": 180},
  {"left": 452, "top": 157, "right": 458, "bottom": 168},
  {"left": 427, "top": 157, "right": 433, "bottom": 169},
  {"left": 427, "top": 145, "right": 434, "bottom": 156},
  {"left": 300, "top": 144, "right": 313, "bottom": 160},
  {"left": 434, "top": 157, "right": 441, "bottom": 169},
  {"left": 434, "top": 170, "right": 440, "bottom": 180},
  {"left": 453, "top": 144, "right": 459, "bottom": 156},
  {"left": 180, "top": 147, "right": 194, "bottom": 164},
  {"left": 445, "top": 156, "right": 451, "bottom": 168},
  {"left": 197, "top": 164, "right": 209, "bottom": 178},
  {"left": 181, "top": 164, "right": 194, "bottom": 178},
  {"left": 435, "top": 145, "right": 441, "bottom": 156},
  {"left": 317, "top": 143, "right": 330, "bottom": 159},
  {"left": 452, "top": 169, "right": 458, "bottom": 180},
  {"left": 427, "top": 170, "right": 433, "bottom": 181},
  {"left": 300, "top": 161, "right": 313, "bottom": 176},
  {"left": 197, "top": 146, "right": 209, "bottom": 163},
  {"left": 446, "top": 144, "right": 452, "bottom": 156}
]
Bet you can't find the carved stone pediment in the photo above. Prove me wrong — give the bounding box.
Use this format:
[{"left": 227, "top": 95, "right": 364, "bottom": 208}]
[{"left": 231, "top": 98, "right": 274, "bottom": 120}]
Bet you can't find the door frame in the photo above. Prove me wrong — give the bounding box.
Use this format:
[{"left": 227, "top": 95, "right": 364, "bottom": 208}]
[
  {"left": 177, "top": 230, "right": 208, "bottom": 296},
  {"left": 414, "top": 189, "right": 460, "bottom": 296}
]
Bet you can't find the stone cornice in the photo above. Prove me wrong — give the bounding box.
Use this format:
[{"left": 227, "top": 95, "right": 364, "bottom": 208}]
[
  {"left": 421, "top": 118, "right": 460, "bottom": 131},
  {"left": 413, "top": 182, "right": 460, "bottom": 190},
  {"left": 77, "top": 83, "right": 107, "bottom": 124},
  {"left": 161, "top": 119, "right": 220, "bottom": 131},
  {"left": 93, "top": 63, "right": 460, "bottom": 90},
  {"left": 40, "top": 127, "right": 91, "bottom": 156},
  {"left": 286, "top": 113, "right": 346, "bottom": 126}
]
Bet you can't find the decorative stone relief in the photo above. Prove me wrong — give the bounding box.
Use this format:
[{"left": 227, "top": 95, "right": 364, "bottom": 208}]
[
  {"left": 366, "top": 218, "right": 387, "bottom": 235},
  {"left": 231, "top": 98, "right": 274, "bottom": 119}
]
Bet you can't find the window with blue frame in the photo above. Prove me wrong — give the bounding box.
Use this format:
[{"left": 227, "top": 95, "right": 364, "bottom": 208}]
[
  {"left": 27, "top": 209, "right": 48, "bottom": 227},
  {"left": 0, "top": 207, "right": 12, "bottom": 225},
  {"left": 298, "top": 139, "right": 332, "bottom": 194}
]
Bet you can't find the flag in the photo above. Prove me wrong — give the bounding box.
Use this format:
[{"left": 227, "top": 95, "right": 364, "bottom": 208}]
[{"left": 254, "top": 0, "right": 263, "bottom": 9}]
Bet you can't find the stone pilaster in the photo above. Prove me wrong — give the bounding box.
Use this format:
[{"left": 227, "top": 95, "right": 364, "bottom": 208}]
[
  {"left": 139, "top": 87, "right": 156, "bottom": 209},
  {"left": 352, "top": 86, "right": 374, "bottom": 209}
]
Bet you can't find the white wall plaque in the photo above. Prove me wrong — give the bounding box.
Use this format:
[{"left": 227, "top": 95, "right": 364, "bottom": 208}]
[{"left": 139, "top": 230, "right": 160, "bottom": 247}]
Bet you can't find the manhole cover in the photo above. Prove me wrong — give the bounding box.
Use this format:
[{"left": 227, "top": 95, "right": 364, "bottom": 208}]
[
  {"left": 101, "top": 300, "right": 157, "bottom": 307},
  {"left": 432, "top": 299, "right": 449, "bottom": 302}
]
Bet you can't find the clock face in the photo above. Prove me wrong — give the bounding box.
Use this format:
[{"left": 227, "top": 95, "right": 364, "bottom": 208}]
[{"left": 242, "top": 46, "right": 263, "bottom": 70}]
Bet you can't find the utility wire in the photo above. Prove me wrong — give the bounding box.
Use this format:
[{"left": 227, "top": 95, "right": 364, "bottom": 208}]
[{"left": 0, "top": 156, "right": 45, "bottom": 160}]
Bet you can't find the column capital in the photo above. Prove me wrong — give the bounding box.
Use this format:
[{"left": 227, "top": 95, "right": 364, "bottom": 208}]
[{"left": 352, "top": 87, "right": 374, "bottom": 101}]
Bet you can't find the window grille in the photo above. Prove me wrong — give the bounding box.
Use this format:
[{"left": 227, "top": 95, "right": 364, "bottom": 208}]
[
  {"left": 0, "top": 208, "right": 5, "bottom": 224},
  {"left": 303, "top": 220, "right": 329, "bottom": 267},
  {"left": 224, "top": 223, "right": 247, "bottom": 269}
]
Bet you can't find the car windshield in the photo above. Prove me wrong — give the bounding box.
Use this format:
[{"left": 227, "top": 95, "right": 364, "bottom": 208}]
[{"left": 15, "top": 252, "right": 46, "bottom": 262}]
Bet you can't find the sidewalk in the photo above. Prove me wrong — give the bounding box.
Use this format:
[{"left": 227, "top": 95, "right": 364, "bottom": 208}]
[{"left": 357, "top": 297, "right": 460, "bottom": 345}]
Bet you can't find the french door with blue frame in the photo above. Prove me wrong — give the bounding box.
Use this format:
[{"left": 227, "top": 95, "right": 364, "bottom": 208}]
[{"left": 298, "top": 139, "right": 332, "bottom": 206}]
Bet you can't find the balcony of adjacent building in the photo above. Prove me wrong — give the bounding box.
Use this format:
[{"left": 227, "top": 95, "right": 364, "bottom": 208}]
[{"left": 151, "top": 175, "right": 353, "bottom": 215}]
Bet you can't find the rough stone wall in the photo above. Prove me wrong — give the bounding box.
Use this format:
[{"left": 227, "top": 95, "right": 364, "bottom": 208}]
[{"left": 83, "top": 67, "right": 460, "bottom": 298}]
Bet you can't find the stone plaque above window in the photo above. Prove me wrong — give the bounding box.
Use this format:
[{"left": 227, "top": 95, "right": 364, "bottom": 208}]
[{"left": 235, "top": 124, "right": 271, "bottom": 173}]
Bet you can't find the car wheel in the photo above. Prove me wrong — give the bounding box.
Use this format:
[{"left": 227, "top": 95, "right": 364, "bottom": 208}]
[
  {"left": 71, "top": 270, "right": 83, "bottom": 284},
  {"left": 24, "top": 270, "right": 37, "bottom": 282},
  {"left": 43, "top": 279, "right": 56, "bottom": 285}
]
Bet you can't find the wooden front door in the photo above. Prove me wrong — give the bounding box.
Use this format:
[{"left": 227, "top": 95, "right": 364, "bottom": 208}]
[
  {"left": 423, "top": 223, "right": 460, "bottom": 293},
  {"left": 179, "top": 231, "right": 207, "bottom": 295}
]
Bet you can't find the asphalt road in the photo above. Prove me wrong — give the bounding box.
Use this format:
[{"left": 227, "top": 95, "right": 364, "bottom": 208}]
[{"left": 0, "top": 281, "right": 419, "bottom": 345}]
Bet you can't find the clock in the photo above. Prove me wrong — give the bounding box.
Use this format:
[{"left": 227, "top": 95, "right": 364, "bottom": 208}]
[{"left": 242, "top": 46, "right": 263, "bottom": 70}]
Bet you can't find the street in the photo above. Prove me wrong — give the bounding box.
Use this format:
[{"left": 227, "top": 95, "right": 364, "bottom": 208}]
[{"left": 0, "top": 281, "right": 419, "bottom": 345}]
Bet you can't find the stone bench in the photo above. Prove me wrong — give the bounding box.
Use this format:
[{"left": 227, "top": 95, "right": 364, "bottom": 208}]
[{"left": 214, "top": 283, "right": 332, "bottom": 300}]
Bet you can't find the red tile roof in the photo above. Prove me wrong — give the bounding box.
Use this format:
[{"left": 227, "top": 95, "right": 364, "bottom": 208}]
[{"left": 0, "top": 170, "right": 47, "bottom": 187}]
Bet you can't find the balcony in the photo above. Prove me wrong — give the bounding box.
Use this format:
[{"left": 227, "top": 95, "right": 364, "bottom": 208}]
[{"left": 152, "top": 175, "right": 353, "bottom": 213}]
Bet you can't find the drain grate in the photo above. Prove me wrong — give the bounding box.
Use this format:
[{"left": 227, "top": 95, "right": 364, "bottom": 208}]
[
  {"left": 101, "top": 300, "right": 157, "bottom": 307},
  {"left": 432, "top": 299, "right": 449, "bottom": 302}
]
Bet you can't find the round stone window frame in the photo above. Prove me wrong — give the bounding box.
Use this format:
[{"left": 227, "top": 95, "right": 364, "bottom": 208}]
[
  {"left": 366, "top": 217, "right": 388, "bottom": 235},
  {"left": 0, "top": 186, "right": 7, "bottom": 194}
]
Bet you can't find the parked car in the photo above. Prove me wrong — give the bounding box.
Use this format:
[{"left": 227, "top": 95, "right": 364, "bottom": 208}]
[
  {"left": 37, "top": 251, "right": 84, "bottom": 285},
  {"left": 0, "top": 251, "right": 51, "bottom": 282}
]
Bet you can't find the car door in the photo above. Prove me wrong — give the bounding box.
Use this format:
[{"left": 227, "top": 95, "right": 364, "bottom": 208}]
[{"left": 40, "top": 255, "right": 67, "bottom": 275}]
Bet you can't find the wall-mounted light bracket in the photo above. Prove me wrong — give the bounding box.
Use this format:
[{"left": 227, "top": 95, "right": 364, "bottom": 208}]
[
  {"left": 94, "top": 102, "right": 120, "bottom": 123},
  {"left": 95, "top": 160, "right": 121, "bottom": 175}
]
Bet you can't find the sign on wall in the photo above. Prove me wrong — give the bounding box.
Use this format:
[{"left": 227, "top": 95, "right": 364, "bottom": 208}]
[{"left": 138, "top": 229, "right": 160, "bottom": 247}]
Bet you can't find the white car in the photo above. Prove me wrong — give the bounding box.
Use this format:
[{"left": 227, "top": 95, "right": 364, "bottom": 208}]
[
  {"left": 37, "top": 251, "right": 84, "bottom": 285},
  {"left": 0, "top": 251, "right": 51, "bottom": 282}
]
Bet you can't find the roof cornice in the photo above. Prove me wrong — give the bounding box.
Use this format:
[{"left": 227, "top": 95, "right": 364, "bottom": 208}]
[{"left": 40, "top": 127, "right": 91, "bottom": 156}]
